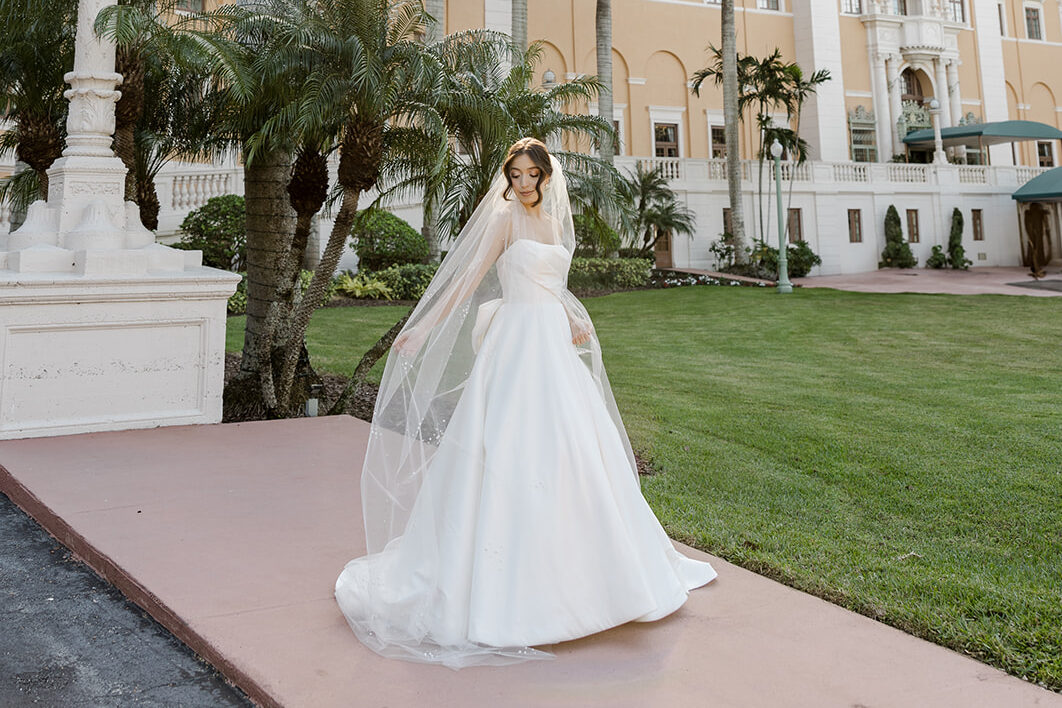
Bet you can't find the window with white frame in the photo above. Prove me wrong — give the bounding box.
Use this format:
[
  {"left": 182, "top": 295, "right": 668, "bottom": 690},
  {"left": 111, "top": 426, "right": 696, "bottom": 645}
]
[
  {"left": 848, "top": 106, "right": 877, "bottom": 162},
  {"left": 649, "top": 107, "right": 685, "bottom": 158},
  {"left": 1037, "top": 141, "right": 1055, "bottom": 167},
  {"left": 946, "top": 0, "right": 965, "bottom": 22},
  {"left": 843, "top": 0, "right": 863, "bottom": 13},
  {"left": 176, "top": 0, "right": 203, "bottom": 11},
  {"left": 758, "top": 0, "right": 780, "bottom": 10},
  {"left": 710, "top": 126, "right": 726, "bottom": 159},
  {"left": 1025, "top": 4, "right": 1044, "bottom": 40}
]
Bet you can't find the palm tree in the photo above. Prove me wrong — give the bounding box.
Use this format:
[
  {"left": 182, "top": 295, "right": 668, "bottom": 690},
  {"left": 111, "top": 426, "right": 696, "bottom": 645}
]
[
  {"left": 720, "top": 1, "right": 745, "bottom": 262},
  {"left": 0, "top": 0, "right": 77, "bottom": 202},
  {"left": 240, "top": 0, "right": 450, "bottom": 413},
  {"left": 511, "top": 0, "right": 527, "bottom": 54},
  {"left": 618, "top": 162, "right": 695, "bottom": 257},
  {"left": 595, "top": 0, "right": 613, "bottom": 167}
]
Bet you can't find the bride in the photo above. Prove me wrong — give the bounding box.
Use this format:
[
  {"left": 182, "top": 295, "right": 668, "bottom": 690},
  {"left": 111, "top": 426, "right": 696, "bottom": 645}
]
[{"left": 335, "top": 138, "right": 716, "bottom": 669}]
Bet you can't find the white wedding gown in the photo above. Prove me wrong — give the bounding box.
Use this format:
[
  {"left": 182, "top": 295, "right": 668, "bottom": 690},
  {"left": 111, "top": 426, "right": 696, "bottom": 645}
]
[{"left": 335, "top": 238, "right": 716, "bottom": 667}]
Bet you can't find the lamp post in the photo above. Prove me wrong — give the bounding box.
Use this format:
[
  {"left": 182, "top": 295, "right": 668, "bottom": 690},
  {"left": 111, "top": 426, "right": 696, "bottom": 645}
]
[
  {"left": 929, "top": 98, "right": 947, "bottom": 165},
  {"left": 770, "top": 140, "right": 792, "bottom": 294}
]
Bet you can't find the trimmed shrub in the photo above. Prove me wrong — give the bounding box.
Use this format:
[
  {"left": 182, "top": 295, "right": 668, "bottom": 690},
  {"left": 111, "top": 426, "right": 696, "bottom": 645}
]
[
  {"left": 749, "top": 240, "right": 823, "bottom": 279},
  {"left": 947, "top": 207, "right": 971, "bottom": 270},
  {"left": 879, "top": 205, "right": 917, "bottom": 268},
  {"left": 372, "top": 262, "right": 439, "bottom": 300},
  {"left": 351, "top": 208, "right": 428, "bottom": 270},
  {"left": 926, "top": 245, "right": 948, "bottom": 269},
  {"left": 175, "top": 194, "right": 246, "bottom": 271},
  {"left": 568, "top": 257, "right": 653, "bottom": 291}
]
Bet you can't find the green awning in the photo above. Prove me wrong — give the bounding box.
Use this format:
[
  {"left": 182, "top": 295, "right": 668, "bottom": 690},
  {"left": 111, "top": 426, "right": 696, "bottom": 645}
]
[
  {"left": 1012, "top": 166, "right": 1062, "bottom": 202},
  {"left": 903, "top": 120, "right": 1062, "bottom": 148}
]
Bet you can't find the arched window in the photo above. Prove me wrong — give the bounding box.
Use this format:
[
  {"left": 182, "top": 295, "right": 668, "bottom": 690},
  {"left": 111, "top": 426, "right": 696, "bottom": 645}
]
[{"left": 901, "top": 69, "right": 925, "bottom": 104}]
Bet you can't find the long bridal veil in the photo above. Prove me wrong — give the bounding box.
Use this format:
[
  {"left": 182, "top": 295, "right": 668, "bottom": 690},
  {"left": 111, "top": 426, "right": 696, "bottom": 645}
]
[{"left": 346, "top": 154, "right": 639, "bottom": 667}]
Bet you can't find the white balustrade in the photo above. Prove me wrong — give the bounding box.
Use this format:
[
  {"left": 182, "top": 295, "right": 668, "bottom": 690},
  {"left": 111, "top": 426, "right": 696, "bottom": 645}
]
[
  {"left": 636, "top": 156, "right": 682, "bottom": 180},
  {"left": 957, "top": 166, "right": 988, "bottom": 185},
  {"left": 887, "top": 164, "right": 929, "bottom": 183},
  {"left": 1016, "top": 166, "right": 1049, "bottom": 185},
  {"left": 831, "top": 163, "right": 870, "bottom": 182}
]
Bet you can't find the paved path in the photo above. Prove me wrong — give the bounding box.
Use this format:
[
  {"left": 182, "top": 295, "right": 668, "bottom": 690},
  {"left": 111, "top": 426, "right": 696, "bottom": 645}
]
[
  {"left": 793, "top": 265, "right": 1062, "bottom": 297},
  {"left": 1, "top": 417, "right": 1059, "bottom": 708},
  {"left": 0, "top": 492, "right": 251, "bottom": 707}
]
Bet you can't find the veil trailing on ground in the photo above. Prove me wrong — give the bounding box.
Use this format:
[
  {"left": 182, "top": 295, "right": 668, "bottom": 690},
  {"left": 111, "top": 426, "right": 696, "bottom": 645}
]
[{"left": 348, "top": 153, "right": 639, "bottom": 667}]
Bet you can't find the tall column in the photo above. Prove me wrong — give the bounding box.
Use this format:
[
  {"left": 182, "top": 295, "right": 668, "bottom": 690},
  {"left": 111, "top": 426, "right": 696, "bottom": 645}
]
[
  {"left": 886, "top": 54, "right": 903, "bottom": 157},
  {"left": 971, "top": 0, "right": 1011, "bottom": 163},
  {"left": 934, "top": 57, "right": 952, "bottom": 127},
  {"left": 946, "top": 59, "right": 962, "bottom": 125},
  {"left": 791, "top": 1, "right": 849, "bottom": 161},
  {"left": 871, "top": 53, "right": 892, "bottom": 161}
]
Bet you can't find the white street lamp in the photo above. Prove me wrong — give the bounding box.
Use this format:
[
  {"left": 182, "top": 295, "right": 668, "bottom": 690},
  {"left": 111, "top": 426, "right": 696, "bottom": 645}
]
[
  {"left": 929, "top": 98, "right": 947, "bottom": 165},
  {"left": 770, "top": 139, "right": 792, "bottom": 294}
]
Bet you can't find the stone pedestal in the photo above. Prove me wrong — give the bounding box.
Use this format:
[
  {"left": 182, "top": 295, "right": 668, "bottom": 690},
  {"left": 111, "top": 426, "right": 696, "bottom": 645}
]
[{"left": 0, "top": 267, "right": 239, "bottom": 440}]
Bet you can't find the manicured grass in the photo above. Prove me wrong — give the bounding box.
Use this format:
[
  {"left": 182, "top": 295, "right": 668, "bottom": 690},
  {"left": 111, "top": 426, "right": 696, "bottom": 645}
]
[{"left": 226, "top": 288, "right": 1062, "bottom": 690}]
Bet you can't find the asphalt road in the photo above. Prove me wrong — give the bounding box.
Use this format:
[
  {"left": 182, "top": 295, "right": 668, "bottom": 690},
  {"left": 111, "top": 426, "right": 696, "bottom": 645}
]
[{"left": 0, "top": 492, "right": 252, "bottom": 707}]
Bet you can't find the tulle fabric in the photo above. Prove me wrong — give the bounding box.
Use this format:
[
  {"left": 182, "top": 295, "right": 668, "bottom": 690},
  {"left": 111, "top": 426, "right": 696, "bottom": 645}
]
[{"left": 335, "top": 157, "right": 715, "bottom": 669}]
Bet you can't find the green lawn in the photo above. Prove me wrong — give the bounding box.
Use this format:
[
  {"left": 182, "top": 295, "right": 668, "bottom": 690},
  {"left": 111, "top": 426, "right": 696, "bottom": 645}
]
[{"left": 227, "top": 287, "right": 1062, "bottom": 690}]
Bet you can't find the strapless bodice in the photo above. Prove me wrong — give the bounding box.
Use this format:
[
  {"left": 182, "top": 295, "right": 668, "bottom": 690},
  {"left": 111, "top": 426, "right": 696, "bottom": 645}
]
[{"left": 497, "top": 238, "right": 570, "bottom": 303}]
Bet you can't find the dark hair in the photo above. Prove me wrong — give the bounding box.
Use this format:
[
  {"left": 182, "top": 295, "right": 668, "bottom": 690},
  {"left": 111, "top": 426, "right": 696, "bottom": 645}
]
[{"left": 502, "top": 137, "right": 552, "bottom": 207}]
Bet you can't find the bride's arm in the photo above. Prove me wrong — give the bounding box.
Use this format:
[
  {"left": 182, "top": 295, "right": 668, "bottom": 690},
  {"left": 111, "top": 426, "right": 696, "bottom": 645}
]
[{"left": 393, "top": 209, "right": 511, "bottom": 353}]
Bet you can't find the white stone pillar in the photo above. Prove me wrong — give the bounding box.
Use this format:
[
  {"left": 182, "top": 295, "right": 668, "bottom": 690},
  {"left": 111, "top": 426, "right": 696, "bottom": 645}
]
[
  {"left": 934, "top": 57, "right": 952, "bottom": 127},
  {"left": 871, "top": 53, "right": 892, "bottom": 161},
  {"left": 886, "top": 54, "right": 903, "bottom": 157},
  {"left": 947, "top": 60, "right": 962, "bottom": 125},
  {"left": 0, "top": 0, "right": 240, "bottom": 439},
  {"left": 971, "top": 0, "right": 1011, "bottom": 163},
  {"left": 791, "top": 0, "right": 849, "bottom": 161}
]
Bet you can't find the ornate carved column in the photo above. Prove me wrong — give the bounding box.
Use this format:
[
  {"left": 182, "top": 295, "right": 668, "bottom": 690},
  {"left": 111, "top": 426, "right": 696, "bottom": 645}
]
[
  {"left": 886, "top": 55, "right": 903, "bottom": 157},
  {"left": 934, "top": 57, "right": 952, "bottom": 127},
  {"left": 946, "top": 59, "right": 962, "bottom": 125},
  {"left": 872, "top": 53, "right": 893, "bottom": 160}
]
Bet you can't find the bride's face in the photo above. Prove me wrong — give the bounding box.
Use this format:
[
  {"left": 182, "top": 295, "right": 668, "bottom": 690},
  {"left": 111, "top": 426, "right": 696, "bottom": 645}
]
[{"left": 508, "top": 154, "right": 549, "bottom": 207}]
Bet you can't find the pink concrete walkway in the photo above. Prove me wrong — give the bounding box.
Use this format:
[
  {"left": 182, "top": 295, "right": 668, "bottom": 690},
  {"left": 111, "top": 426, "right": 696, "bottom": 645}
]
[
  {"left": 793, "top": 265, "right": 1062, "bottom": 297},
  {"left": 1, "top": 417, "right": 1059, "bottom": 708}
]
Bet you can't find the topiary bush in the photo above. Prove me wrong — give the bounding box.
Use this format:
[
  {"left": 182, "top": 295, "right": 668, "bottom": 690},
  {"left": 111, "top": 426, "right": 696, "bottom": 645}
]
[
  {"left": 351, "top": 208, "right": 429, "bottom": 270},
  {"left": 947, "top": 207, "right": 971, "bottom": 270},
  {"left": 175, "top": 194, "right": 246, "bottom": 271},
  {"left": 925, "top": 245, "right": 948, "bottom": 269},
  {"left": 879, "top": 204, "right": 917, "bottom": 268},
  {"left": 748, "top": 240, "right": 823, "bottom": 279},
  {"left": 567, "top": 257, "right": 653, "bottom": 291},
  {"left": 372, "top": 262, "right": 439, "bottom": 300}
]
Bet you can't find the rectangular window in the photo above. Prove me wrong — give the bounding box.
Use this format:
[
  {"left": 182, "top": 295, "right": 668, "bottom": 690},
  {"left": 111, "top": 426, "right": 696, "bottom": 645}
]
[
  {"left": 787, "top": 208, "right": 803, "bottom": 243},
  {"left": 611, "top": 119, "right": 623, "bottom": 156},
  {"left": 757, "top": 0, "right": 780, "bottom": 9},
  {"left": 723, "top": 208, "right": 733, "bottom": 237},
  {"left": 850, "top": 126, "right": 877, "bottom": 162},
  {"left": 1026, "top": 6, "right": 1042, "bottom": 39},
  {"left": 176, "top": 0, "right": 204, "bottom": 11},
  {"left": 848, "top": 209, "right": 863, "bottom": 243},
  {"left": 654, "top": 123, "right": 679, "bottom": 158},
  {"left": 972, "top": 209, "right": 984, "bottom": 241},
  {"left": 947, "top": 0, "right": 965, "bottom": 22},
  {"left": 893, "top": 0, "right": 908, "bottom": 14},
  {"left": 843, "top": 0, "right": 862, "bottom": 12},
  {"left": 710, "top": 126, "right": 726, "bottom": 159},
  {"left": 1037, "top": 141, "right": 1055, "bottom": 167},
  {"left": 906, "top": 209, "right": 920, "bottom": 243}
]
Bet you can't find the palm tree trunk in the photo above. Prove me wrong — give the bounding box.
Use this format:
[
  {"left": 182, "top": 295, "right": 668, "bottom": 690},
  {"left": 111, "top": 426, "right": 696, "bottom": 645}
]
[
  {"left": 596, "top": 0, "right": 613, "bottom": 167},
  {"left": 275, "top": 187, "right": 362, "bottom": 410},
  {"left": 721, "top": 0, "right": 747, "bottom": 264},
  {"left": 224, "top": 148, "right": 296, "bottom": 418},
  {"left": 512, "top": 0, "right": 527, "bottom": 53}
]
